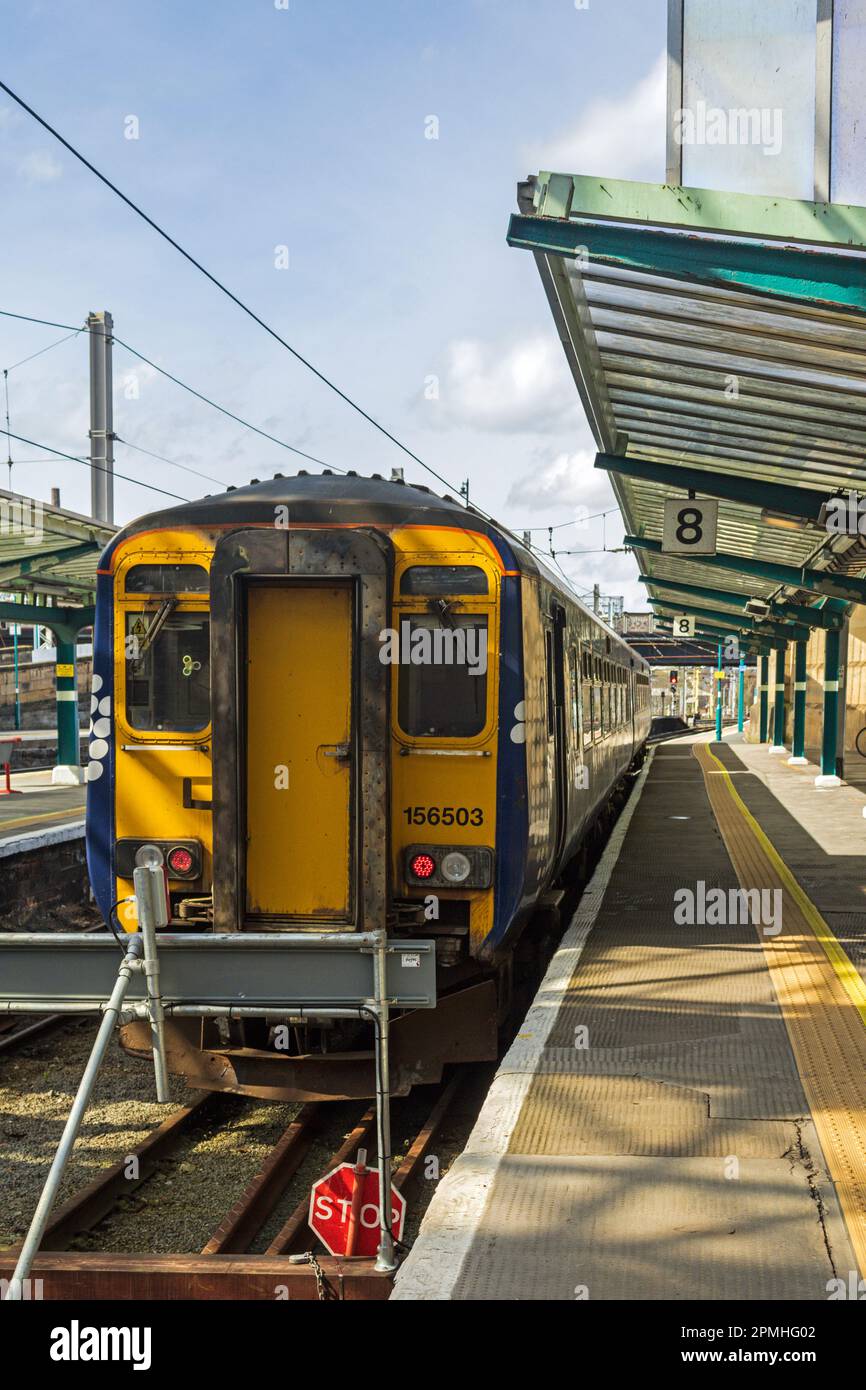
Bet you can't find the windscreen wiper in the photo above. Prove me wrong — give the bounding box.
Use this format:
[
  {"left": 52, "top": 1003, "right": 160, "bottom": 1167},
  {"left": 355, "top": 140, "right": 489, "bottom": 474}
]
[{"left": 137, "top": 596, "right": 178, "bottom": 656}]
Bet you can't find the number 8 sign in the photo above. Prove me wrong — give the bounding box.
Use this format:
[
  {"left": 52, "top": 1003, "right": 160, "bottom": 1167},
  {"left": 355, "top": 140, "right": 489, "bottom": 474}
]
[{"left": 662, "top": 497, "right": 719, "bottom": 555}]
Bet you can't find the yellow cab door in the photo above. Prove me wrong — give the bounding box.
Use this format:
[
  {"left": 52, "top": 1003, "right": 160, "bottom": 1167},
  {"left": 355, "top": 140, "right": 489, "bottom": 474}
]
[{"left": 244, "top": 581, "right": 353, "bottom": 922}]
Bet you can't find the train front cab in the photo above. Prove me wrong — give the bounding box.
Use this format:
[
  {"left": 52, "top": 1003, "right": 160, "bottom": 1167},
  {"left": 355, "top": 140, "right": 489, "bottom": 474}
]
[{"left": 106, "top": 521, "right": 508, "bottom": 1098}]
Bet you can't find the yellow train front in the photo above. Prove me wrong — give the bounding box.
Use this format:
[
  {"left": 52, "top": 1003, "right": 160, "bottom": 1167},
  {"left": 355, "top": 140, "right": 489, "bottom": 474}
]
[{"left": 86, "top": 471, "right": 650, "bottom": 1100}]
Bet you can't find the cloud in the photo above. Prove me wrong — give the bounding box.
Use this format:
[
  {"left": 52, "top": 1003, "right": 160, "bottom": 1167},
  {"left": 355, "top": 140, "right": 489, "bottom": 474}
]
[
  {"left": 19, "top": 150, "right": 63, "bottom": 183},
  {"left": 522, "top": 51, "right": 667, "bottom": 183},
  {"left": 424, "top": 335, "right": 581, "bottom": 433},
  {"left": 506, "top": 449, "right": 612, "bottom": 512},
  {"left": 555, "top": 545, "right": 644, "bottom": 610}
]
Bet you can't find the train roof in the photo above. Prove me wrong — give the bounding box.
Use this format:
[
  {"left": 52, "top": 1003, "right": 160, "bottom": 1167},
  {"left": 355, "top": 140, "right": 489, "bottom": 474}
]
[{"left": 110, "top": 470, "right": 646, "bottom": 666}]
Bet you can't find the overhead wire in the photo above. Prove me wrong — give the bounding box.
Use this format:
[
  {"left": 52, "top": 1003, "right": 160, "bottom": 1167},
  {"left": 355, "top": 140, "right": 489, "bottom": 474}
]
[
  {"left": 2, "top": 429, "right": 189, "bottom": 503},
  {"left": 0, "top": 307, "right": 347, "bottom": 480},
  {"left": 0, "top": 79, "right": 467, "bottom": 501}
]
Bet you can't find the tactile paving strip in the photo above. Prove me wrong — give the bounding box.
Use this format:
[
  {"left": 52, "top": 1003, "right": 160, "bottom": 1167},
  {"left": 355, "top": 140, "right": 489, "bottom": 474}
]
[
  {"left": 695, "top": 740, "right": 866, "bottom": 1277},
  {"left": 536, "top": 747, "right": 807, "bottom": 1120}
]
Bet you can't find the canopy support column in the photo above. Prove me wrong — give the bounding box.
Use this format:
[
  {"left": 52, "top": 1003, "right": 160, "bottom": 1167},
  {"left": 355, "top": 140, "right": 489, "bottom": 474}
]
[
  {"left": 816, "top": 628, "right": 842, "bottom": 788},
  {"left": 758, "top": 656, "right": 769, "bottom": 744},
  {"left": 51, "top": 636, "right": 82, "bottom": 786},
  {"left": 769, "top": 643, "right": 788, "bottom": 755},
  {"left": 789, "top": 640, "right": 809, "bottom": 766}
]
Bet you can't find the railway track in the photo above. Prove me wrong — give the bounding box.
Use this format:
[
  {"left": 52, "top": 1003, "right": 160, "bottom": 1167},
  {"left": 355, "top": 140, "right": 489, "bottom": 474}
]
[
  {"left": 0, "top": 1070, "right": 472, "bottom": 1300},
  {"left": 0, "top": 1014, "right": 83, "bottom": 1056}
]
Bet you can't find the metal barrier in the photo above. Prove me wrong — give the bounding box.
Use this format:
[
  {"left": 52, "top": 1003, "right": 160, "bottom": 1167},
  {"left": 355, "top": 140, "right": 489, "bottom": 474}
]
[{"left": 1, "top": 863, "right": 436, "bottom": 1297}]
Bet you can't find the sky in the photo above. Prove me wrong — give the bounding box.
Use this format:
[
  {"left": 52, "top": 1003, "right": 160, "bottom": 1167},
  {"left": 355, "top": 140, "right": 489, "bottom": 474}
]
[{"left": 0, "top": 0, "right": 667, "bottom": 608}]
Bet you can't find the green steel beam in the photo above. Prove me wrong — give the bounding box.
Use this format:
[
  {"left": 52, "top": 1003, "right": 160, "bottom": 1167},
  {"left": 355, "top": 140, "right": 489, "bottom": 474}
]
[
  {"left": 626, "top": 535, "right": 866, "bottom": 604},
  {"left": 529, "top": 173, "right": 866, "bottom": 250},
  {"left": 0, "top": 601, "right": 93, "bottom": 645},
  {"left": 0, "top": 541, "right": 99, "bottom": 588},
  {"left": 653, "top": 608, "right": 770, "bottom": 649},
  {"left": 658, "top": 629, "right": 770, "bottom": 659},
  {"left": 596, "top": 452, "right": 827, "bottom": 522},
  {"left": 657, "top": 618, "right": 770, "bottom": 655},
  {"left": 649, "top": 596, "right": 810, "bottom": 644},
  {"left": 638, "top": 575, "right": 841, "bottom": 629},
  {"left": 507, "top": 213, "right": 866, "bottom": 311}
]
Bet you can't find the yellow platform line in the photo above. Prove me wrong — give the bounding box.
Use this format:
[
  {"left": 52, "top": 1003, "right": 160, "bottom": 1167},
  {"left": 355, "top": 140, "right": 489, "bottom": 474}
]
[
  {"left": 694, "top": 741, "right": 866, "bottom": 1276},
  {"left": 0, "top": 805, "right": 84, "bottom": 833}
]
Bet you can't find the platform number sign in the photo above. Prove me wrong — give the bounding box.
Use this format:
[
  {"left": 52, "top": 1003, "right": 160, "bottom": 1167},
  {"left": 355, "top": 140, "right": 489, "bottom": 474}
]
[
  {"left": 672, "top": 614, "right": 695, "bottom": 638},
  {"left": 662, "top": 497, "right": 718, "bottom": 555}
]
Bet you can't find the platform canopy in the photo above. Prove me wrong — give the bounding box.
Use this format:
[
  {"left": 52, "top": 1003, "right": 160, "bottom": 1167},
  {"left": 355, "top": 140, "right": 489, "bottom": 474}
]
[
  {"left": 507, "top": 174, "right": 866, "bottom": 651},
  {"left": 0, "top": 487, "right": 114, "bottom": 614}
]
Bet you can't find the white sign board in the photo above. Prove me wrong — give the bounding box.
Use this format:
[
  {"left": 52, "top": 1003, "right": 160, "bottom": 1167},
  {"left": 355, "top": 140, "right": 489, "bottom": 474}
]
[
  {"left": 672, "top": 614, "right": 697, "bottom": 638},
  {"left": 679, "top": 0, "right": 816, "bottom": 199},
  {"left": 671, "top": 0, "right": 866, "bottom": 204},
  {"left": 662, "top": 497, "right": 719, "bottom": 555}
]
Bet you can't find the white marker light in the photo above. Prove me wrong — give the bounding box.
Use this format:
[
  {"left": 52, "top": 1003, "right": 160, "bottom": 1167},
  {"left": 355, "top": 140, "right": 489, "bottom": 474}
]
[
  {"left": 134, "top": 843, "right": 164, "bottom": 869},
  {"left": 440, "top": 851, "right": 471, "bottom": 884}
]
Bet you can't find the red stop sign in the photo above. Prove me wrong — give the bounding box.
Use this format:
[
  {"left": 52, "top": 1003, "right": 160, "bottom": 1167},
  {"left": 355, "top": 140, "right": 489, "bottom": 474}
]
[{"left": 309, "top": 1161, "right": 406, "bottom": 1258}]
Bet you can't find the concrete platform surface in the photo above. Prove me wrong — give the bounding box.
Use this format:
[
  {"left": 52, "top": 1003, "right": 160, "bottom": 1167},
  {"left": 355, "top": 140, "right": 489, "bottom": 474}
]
[
  {"left": 0, "top": 769, "right": 85, "bottom": 843},
  {"left": 393, "top": 736, "right": 861, "bottom": 1301}
]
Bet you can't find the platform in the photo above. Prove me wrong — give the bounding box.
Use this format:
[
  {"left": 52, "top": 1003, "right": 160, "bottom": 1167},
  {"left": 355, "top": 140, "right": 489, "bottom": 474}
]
[
  {"left": 394, "top": 731, "right": 866, "bottom": 1301},
  {"left": 0, "top": 770, "right": 85, "bottom": 849}
]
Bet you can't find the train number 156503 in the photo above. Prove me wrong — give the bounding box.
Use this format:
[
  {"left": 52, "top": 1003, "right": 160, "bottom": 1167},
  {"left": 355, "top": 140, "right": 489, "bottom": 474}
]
[{"left": 403, "top": 806, "right": 484, "bottom": 826}]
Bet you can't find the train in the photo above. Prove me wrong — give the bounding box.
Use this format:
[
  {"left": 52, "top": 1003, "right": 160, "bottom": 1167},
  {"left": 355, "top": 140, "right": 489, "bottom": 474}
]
[{"left": 86, "top": 470, "right": 651, "bottom": 1100}]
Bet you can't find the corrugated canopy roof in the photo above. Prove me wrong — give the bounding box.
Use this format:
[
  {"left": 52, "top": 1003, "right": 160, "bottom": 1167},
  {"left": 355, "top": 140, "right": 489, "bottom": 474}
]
[
  {"left": 0, "top": 488, "right": 114, "bottom": 608},
  {"left": 508, "top": 174, "right": 866, "bottom": 646}
]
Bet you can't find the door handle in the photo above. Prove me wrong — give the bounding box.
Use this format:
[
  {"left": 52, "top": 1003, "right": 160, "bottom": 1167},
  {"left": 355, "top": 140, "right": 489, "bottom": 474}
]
[{"left": 321, "top": 743, "right": 351, "bottom": 761}]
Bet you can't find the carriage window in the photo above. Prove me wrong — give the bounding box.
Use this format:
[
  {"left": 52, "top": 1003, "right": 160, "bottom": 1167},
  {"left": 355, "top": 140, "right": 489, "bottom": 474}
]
[
  {"left": 126, "top": 612, "right": 210, "bottom": 732},
  {"left": 397, "top": 614, "right": 488, "bottom": 737},
  {"left": 592, "top": 658, "right": 603, "bottom": 738},
  {"left": 582, "top": 652, "right": 592, "bottom": 745},
  {"left": 400, "top": 565, "right": 488, "bottom": 595},
  {"left": 569, "top": 647, "right": 580, "bottom": 735},
  {"left": 125, "top": 563, "right": 208, "bottom": 594}
]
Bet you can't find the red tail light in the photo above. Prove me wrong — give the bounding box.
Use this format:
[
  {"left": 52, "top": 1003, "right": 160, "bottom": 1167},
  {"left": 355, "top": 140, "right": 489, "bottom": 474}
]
[
  {"left": 409, "top": 852, "right": 436, "bottom": 880},
  {"left": 167, "top": 845, "right": 195, "bottom": 877}
]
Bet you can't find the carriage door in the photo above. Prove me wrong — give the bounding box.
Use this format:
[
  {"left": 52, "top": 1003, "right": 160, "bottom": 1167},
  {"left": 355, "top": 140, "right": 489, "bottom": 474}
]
[{"left": 245, "top": 581, "right": 353, "bottom": 921}]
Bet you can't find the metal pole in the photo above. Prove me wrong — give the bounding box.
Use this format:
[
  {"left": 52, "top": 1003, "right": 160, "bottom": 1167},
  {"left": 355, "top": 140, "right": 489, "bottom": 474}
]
[
  {"left": 789, "top": 639, "right": 808, "bottom": 765},
  {"left": 769, "top": 642, "right": 788, "bottom": 754},
  {"left": 758, "top": 655, "right": 769, "bottom": 743},
  {"left": 372, "top": 928, "right": 397, "bottom": 1273},
  {"left": 133, "top": 863, "right": 170, "bottom": 1103},
  {"left": 817, "top": 626, "right": 842, "bottom": 787},
  {"left": 88, "top": 310, "right": 115, "bottom": 525},
  {"left": 737, "top": 657, "right": 745, "bottom": 733},
  {"left": 12, "top": 623, "right": 20, "bottom": 731},
  {"left": 715, "top": 644, "right": 723, "bottom": 741},
  {"left": 3, "top": 939, "right": 143, "bottom": 1300}
]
